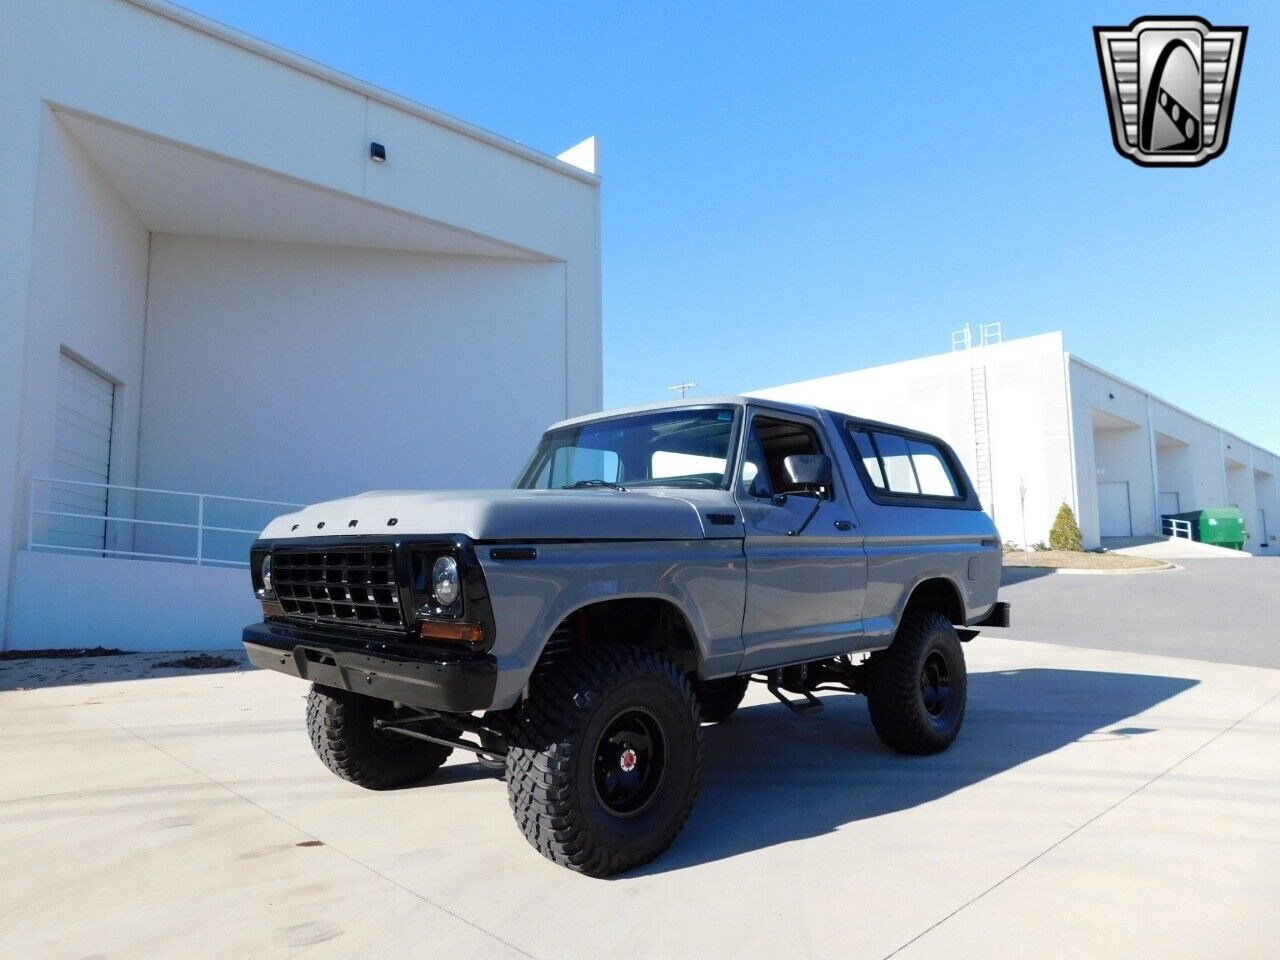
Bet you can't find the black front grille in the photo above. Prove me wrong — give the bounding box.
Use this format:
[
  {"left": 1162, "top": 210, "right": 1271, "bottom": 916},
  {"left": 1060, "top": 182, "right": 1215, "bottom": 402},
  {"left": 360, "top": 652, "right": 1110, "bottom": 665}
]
[{"left": 273, "top": 546, "right": 404, "bottom": 630}]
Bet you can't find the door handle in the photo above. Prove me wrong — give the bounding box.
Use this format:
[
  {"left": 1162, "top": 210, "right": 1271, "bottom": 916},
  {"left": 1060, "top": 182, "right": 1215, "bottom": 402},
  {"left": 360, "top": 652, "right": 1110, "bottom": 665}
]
[{"left": 834, "top": 520, "right": 854, "bottom": 531}]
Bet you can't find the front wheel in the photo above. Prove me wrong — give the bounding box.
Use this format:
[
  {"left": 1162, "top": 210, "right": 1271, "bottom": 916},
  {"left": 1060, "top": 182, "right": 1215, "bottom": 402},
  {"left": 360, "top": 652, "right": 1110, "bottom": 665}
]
[
  {"left": 306, "top": 684, "right": 453, "bottom": 789},
  {"left": 506, "top": 644, "right": 703, "bottom": 877},
  {"left": 865, "top": 610, "right": 967, "bottom": 755}
]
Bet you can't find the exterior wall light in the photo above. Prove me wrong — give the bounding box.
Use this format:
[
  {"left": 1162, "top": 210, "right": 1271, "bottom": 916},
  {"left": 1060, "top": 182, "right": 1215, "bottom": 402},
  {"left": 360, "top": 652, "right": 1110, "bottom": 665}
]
[{"left": 370, "top": 141, "right": 386, "bottom": 163}]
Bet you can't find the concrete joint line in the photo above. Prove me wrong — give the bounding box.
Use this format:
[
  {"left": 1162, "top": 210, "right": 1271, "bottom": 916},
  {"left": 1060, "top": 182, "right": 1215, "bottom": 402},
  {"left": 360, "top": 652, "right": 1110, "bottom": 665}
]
[
  {"left": 881, "top": 686, "right": 1280, "bottom": 959},
  {"left": 98, "top": 712, "right": 543, "bottom": 960}
]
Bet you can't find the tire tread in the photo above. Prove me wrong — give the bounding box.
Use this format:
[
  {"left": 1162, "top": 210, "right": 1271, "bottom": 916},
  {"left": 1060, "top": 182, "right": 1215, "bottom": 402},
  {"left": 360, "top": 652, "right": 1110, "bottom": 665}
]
[
  {"left": 865, "top": 610, "right": 966, "bottom": 755},
  {"left": 506, "top": 644, "right": 703, "bottom": 876},
  {"left": 306, "top": 684, "right": 451, "bottom": 790}
]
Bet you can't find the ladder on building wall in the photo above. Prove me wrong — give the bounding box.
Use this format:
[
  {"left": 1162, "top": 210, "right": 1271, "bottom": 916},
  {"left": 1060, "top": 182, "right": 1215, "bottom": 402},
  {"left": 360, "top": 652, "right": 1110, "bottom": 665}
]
[{"left": 970, "top": 364, "right": 994, "bottom": 517}]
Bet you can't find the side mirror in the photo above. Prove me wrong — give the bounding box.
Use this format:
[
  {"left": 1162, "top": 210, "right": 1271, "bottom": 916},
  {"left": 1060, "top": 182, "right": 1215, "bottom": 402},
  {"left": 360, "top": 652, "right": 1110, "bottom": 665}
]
[{"left": 782, "top": 454, "right": 832, "bottom": 494}]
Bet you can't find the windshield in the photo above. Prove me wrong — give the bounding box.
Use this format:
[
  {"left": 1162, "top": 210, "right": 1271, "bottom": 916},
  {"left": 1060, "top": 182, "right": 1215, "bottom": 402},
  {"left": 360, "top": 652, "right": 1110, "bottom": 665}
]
[{"left": 516, "top": 407, "right": 740, "bottom": 490}]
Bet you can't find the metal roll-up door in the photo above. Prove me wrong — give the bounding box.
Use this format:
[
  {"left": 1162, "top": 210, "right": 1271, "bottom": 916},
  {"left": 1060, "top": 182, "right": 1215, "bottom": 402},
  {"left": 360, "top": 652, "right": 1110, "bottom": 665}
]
[
  {"left": 1097, "top": 480, "right": 1133, "bottom": 538},
  {"left": 50, "top": 352, "right": 116, "bottom": 552}
]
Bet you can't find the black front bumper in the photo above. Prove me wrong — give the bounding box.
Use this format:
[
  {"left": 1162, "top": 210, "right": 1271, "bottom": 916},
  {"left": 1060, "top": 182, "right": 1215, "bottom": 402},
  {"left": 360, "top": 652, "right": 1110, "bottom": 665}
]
[{"left": 243, "top": 620, "right": 497, "bottom": 713}]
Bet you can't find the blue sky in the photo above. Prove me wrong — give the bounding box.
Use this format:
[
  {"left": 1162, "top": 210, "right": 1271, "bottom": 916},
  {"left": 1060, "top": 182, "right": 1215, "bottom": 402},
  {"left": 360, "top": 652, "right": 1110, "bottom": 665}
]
[{"left": 183, "top": 1, "right": 1279, "bottom": 451}]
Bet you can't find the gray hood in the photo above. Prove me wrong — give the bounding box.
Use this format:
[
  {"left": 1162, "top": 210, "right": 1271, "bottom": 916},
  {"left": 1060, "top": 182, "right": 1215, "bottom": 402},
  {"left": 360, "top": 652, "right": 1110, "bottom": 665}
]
[{"left": 259, "top": 488, "right": 743, "bottom": 542}]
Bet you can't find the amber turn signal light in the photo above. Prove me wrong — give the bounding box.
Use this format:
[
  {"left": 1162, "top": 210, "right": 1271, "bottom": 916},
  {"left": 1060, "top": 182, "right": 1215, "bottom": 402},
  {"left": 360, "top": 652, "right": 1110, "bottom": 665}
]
[{"left": 419, "top": 620, "right": 485, "bottom": 644}]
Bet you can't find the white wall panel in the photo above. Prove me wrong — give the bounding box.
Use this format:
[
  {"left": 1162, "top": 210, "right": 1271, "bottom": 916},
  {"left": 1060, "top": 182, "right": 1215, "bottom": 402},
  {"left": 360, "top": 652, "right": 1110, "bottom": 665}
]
[
  {"left": 5, "top": 111, "right": 150, "bottom": 625},
  {"left": 137, "top": 235, "right": 569, "bottom": 509},
  {"left": 10, "top": 551, "right": 257, "bottom": 651},
  {"left": 2, "top": 1, "right": 600, "bottom": 646}
]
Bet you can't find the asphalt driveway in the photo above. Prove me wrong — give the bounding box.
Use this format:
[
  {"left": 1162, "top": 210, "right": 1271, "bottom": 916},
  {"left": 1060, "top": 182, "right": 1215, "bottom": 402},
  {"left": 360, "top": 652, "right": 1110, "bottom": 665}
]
[{"left": 990, "top": 557, "right": 1280, "bottom": 669}]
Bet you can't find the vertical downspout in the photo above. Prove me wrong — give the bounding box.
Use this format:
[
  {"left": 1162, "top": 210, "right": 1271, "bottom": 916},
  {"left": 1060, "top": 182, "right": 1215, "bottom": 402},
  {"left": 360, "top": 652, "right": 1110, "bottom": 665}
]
[
  {"left": 563, "top": 261, "right": 570, "bottom": 419},
  {"left": 1062, "top": 352, "right": 1080, "bottom": 519},
  {"left": 129, "top": 231, "right": 153, "bottom": 558},
  {"left": 1219, "top": 429, "right": 1228, "bottom": 503},
  {"left": 1146, "top": 393, "right": 1160, "bottom": 536}
]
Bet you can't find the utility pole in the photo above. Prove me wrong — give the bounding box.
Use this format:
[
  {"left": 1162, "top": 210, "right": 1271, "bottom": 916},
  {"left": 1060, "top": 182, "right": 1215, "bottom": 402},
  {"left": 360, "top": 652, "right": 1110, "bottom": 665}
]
[
  {"left": 1019, "top": 475, "right": 1028, "bottom": 548},
  {"left": 667, "top": 381, "right": 697, "bottom": 399}
]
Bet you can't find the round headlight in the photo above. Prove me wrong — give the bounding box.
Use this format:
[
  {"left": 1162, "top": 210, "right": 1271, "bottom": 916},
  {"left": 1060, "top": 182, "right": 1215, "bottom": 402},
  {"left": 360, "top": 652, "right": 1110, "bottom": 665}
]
[
  {"left": 260, "top": 555, "right": 273, "bottom": 594},
  {"left": 431, "top": 555, "right": 460, "bottom": 608}
]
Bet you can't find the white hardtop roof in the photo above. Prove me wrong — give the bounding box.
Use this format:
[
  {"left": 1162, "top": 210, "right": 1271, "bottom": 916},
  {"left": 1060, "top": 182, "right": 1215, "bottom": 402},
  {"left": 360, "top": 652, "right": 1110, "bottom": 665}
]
[
  {"left": 547, "top": 396, "right": 825, "bottom": 432},
  {"left": 548, "top": 396, "right": 959, "bottom": 450}
]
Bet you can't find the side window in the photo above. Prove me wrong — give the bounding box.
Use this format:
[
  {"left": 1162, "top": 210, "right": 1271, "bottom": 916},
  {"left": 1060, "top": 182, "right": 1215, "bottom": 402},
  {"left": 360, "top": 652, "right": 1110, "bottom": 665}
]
[
  {"left": 906, "top": 439, "right": 959, "bottom": 497},
  {"left": 738, "top": 427, "right": 771, "bottom": 498},
  {"left": 740, "top": 416, "right": 830, "bottom": 499},
  {"left": 847, "top": 425, "right": 962, "bottom": 501},
  {"left": 850, "top": 430, "right": 886, "bottom": 489},
  {"left": 871, "top": 432, "right": 920, "bottom": 494}
]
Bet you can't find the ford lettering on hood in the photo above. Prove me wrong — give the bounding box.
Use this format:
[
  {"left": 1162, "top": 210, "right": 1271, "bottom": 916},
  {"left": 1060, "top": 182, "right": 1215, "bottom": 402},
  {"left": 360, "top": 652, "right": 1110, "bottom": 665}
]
[{"left": 259, "top": 487, "right": 743, "bottom": 542}]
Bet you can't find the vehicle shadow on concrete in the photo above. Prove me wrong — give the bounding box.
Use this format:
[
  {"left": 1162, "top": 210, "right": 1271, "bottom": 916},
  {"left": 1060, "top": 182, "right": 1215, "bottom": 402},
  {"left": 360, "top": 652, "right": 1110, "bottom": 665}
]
[
  {"left": 1000, "top": 566, "right": 1059, "bottom": 586},
  {"left": 629, "top": 667, "right": 1197, "bottom": 876}
]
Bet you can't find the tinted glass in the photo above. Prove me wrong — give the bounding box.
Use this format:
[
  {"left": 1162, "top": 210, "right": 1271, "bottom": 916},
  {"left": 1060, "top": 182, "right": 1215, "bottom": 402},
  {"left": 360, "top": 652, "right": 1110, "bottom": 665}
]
[
  {"left": 872, "top": 432, "right": 920, "bottom": 494},
  {"left": 907, "top": 439, "right": 959, "bottom": 497},
  {"left": 743, "top": 416, "right": 829, "bottom": 498},
  {"left": 549, "top": 447, "right": 621, "bottom": 488},
  {"left": 517, "top": 408, "right": 738, "bottom": 489},
  {"left": 850, "top": 429, "right": 886, "bottom": 488},
  {"left": 738, "top": 424, "right": 771, "bottom": 498}
]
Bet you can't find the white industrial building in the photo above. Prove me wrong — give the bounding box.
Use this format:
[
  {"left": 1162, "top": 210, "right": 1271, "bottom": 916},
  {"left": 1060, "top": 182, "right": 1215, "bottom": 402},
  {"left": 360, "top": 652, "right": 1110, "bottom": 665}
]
[
  {"left": 753, "top": 331, "right": 1279, "bottom": 552},
  {"left": 0, "top": 0, "right": 601, "bottom": 650}
]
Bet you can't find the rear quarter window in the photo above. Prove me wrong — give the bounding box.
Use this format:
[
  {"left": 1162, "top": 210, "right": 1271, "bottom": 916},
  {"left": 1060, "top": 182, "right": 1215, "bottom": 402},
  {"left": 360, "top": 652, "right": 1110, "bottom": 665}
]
[{"left": 845, "top": 425, "right": 967, "bottom": 506}]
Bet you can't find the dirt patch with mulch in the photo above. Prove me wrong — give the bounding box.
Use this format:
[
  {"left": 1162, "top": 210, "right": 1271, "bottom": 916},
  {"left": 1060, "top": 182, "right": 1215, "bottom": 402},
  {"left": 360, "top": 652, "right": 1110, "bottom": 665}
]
[
  {"left": 1003, "top": 550, "right": 1168, "bottom": 570},
  {"left": 153, "top": 654, "right": 239, "bottom": 670},
  {"left": 1, "top": 649, "right": 249, "bottom": 691}
]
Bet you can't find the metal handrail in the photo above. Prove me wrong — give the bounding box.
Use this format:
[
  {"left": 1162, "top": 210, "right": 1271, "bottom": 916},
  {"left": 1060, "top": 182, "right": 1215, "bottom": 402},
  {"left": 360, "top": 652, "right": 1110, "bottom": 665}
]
[
  {"left": 27, "top": 477, "right": 301, "bottom": 567},
  {"left": 28, "top": 477, "right": 298, "bottom": 506}
]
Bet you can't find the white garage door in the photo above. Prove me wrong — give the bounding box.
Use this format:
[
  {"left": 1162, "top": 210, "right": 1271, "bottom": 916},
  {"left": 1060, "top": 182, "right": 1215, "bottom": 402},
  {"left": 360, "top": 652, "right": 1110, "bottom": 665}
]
[
  {"left": 1097, "top": 480, "right": 1132, "bottom": 538},
  {"left": 49, "top": 352, "right": 115, "bottom": 552}
]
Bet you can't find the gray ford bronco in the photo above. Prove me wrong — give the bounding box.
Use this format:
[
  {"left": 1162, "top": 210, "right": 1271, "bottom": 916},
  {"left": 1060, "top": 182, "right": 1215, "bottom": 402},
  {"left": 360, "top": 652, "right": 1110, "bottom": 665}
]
[{"left": 244, "top": 397, "right": 1008, "bottom": 876}]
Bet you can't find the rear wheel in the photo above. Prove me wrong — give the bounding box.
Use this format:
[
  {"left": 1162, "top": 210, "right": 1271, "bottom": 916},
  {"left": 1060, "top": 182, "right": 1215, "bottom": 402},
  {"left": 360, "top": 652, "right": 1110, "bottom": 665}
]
[
  {"left": 865, "top": 610, "right": 967, "bottom": 755},
  {"left": 506, "top": 644, "right": 703, "bottom": 877},
  {"left": 306, "top": 684, "right": 453, "bottom": 789},
  {"left": 693, "top": 675, "right": 750, "bottom": 722}
]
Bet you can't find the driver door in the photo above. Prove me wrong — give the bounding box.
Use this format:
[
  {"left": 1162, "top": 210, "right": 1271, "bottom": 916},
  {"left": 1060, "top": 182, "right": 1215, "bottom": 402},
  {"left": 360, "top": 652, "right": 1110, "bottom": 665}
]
[{"left": 734, "top": 410, "right": 867, "bottom": 670}]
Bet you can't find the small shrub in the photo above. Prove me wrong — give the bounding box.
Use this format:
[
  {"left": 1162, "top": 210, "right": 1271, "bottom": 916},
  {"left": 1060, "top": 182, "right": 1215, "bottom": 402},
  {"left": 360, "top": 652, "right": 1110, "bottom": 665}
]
[
  {"left": 1032, "top": 541, "right": 1050, "bottom": 552},
  {"left": 1002, "top": 540, "right": 1021, "bottom": 553},
  {"left": 1049, "top": 503, "right": 1083, "bottom": 551}
]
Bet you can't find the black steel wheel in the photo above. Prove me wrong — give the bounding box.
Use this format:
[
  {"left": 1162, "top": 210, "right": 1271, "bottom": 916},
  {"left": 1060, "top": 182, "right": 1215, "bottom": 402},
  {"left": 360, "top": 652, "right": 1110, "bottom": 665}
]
[
  {"left": 865, "top": 610, "right": 967, "bottom": 755},
  {"left": 506, "top": 643, "right": 703, "bottom": 877},
  {"left": 592, "top": 707, "right": 667, "bottom": 816},
  {"left": 920, "top": 649, "right": 952, "bottom": 718},
  {"left": 693, "top": 675, "right": 750, "bottom": 723}
]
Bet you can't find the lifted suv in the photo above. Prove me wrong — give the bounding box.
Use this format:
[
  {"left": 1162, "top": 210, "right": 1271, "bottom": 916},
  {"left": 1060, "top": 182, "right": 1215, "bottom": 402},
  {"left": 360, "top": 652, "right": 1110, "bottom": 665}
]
[{"left": 244, "top": 397, "right": 1008, "bottom": 876}]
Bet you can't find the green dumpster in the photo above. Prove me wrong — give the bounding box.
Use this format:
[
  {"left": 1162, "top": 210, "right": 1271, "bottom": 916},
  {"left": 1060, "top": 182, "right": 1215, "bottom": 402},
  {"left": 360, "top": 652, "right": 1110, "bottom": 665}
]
[{"left": 1165, "top": 508, "right": 1247, "bottom": 550}]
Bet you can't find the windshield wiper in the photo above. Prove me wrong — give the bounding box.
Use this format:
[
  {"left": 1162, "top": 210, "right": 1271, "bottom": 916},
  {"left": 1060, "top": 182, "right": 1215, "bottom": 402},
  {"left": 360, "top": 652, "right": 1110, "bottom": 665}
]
[{"left": 566, "top": 479, "right": 628, "bottom": 491}]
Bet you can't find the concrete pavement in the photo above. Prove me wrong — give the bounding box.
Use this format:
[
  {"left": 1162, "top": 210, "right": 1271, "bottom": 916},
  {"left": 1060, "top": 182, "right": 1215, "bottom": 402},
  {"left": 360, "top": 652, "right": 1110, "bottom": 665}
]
[
  {"left": 1102, "top": 536, "right": 1255, "bottom": 560},
  {"left": 1, "top": 637, "right": 1277, "bottom": 959}
]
